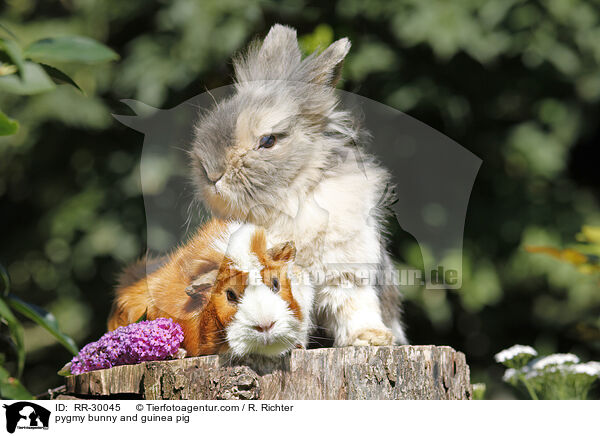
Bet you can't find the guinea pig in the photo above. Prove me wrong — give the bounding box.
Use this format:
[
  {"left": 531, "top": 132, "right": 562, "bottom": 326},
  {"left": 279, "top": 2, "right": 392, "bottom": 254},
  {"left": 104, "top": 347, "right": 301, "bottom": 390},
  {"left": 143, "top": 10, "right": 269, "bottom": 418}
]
[{"left": 108, "top": 219, "right": 314, "bottom": 358}]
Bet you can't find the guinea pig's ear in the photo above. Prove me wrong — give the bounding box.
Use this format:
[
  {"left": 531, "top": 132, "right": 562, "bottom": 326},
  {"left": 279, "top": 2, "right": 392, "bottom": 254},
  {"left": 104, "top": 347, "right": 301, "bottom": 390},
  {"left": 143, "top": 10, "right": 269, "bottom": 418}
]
[
  {"left": 185, "top": 261, "right": 219, "bottom": 309},
  {"left": 301, "top": 37, "right": 351, "bottom": 87},
  {"left": 267, "top": 241, "right": 296, "bottom": 263},
  {"left": 185, "top": 271, "right": 217, "bottom": 296}
]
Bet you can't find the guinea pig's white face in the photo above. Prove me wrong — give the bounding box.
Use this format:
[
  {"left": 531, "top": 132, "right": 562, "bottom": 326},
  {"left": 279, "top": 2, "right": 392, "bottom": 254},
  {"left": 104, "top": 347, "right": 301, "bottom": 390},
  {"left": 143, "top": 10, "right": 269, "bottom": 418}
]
[
  {"left": 210, "top": 223, "right": 312, "bottom": 358},
  {"left": 226, "top": 281, "right": 304, "bottom": 357}
]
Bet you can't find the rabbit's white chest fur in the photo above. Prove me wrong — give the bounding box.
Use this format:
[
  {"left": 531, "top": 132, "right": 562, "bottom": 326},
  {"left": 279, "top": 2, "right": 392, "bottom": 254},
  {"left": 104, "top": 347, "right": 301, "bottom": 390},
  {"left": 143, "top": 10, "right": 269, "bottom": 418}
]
[
  {"left": 265, "top": 155, "right": 384, "bottom": 267},
  {"left": 260, "top": 157, "right": 404, "bottom": 346}
]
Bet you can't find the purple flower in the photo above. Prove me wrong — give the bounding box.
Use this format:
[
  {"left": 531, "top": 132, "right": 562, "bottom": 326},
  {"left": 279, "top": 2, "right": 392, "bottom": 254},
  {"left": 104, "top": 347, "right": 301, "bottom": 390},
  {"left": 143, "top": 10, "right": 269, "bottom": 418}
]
[{"left": 70, "top": 318, "right": 184, "bottom": 375}]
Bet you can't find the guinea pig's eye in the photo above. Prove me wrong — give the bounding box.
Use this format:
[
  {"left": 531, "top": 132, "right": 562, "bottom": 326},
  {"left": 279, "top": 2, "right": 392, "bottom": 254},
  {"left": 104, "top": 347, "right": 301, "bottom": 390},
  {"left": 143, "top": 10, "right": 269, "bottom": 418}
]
[
  {"left": 258, "top": 134, "right": 276, "bottom": 149},
  {"left": 271, "top": 277, "right": 279, "bottom": 293},
  {"left": 226, "top": 289, "right": 238, "bottom": 304}
]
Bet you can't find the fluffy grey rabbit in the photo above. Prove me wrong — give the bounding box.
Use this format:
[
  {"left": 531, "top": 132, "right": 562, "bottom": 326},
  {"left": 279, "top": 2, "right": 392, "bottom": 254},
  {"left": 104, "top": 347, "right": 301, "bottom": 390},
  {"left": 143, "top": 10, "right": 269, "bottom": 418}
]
[{"left": 190, "top": 24, "right": 408, "bottom": 346}]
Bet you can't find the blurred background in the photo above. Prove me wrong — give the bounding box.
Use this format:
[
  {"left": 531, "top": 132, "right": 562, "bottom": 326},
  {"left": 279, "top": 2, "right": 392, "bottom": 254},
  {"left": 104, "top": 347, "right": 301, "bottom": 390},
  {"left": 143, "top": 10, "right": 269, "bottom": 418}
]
[{"left": 1, "top": 0, "right": 599, "bottom": 399}]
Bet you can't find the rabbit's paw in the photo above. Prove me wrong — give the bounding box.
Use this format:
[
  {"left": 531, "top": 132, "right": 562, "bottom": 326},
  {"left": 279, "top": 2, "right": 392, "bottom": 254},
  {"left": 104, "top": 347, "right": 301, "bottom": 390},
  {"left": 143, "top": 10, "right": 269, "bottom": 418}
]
[{"left": 351, "top": 328, "right": 394, "bottom": 346}]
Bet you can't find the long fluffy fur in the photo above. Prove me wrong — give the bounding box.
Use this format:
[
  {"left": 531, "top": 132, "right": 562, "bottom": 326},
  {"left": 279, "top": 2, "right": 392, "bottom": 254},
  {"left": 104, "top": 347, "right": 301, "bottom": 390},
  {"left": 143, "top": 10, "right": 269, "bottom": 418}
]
[
  {"left": 108, "top": 219, "right": 314, "bottom": 356},
  {"left": 190, "top": 24, "right": 407, "bottom": 346}
]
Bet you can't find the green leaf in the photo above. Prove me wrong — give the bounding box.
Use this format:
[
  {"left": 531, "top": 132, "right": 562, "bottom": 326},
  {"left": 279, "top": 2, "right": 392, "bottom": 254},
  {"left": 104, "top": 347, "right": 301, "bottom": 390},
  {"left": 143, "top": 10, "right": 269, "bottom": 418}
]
[
  {"left": 0, "top": 263, "right": 10, "bottom": 297},
  {"left": 57, "top": 361, "right": 72, "bottom": 377},
  {"left": 0, "top": 110, "right": 19, "bottom": 136},
  {"left": 0, "top": 23, "right": 18, "bottom": 41},
  {"left": 39, "top": 63, "right": 83, "bottom": 93},
  {"left": 0, "top": 61, "right": 54, "bottom": 95},
  {"left": 299, "top": 24, "right": 334, "bottom": 55},
  {"left": 6, "top": 294, "right": 78, "bottom": 355},
  {"left": 472, "top": 383, "right": 487, "bottom": 400},
  {"left": 0, "top": 37, "right": 24, "bottom": 76},
  {"left": 24, "top": 36, "right": 119, "bottom": 64},
  {"left": 0, "top": 366, "right": 33, "bottom": 400},
  {"left": 135, "top": 309, "right": 148, "bottom": 323},
  {"left": 0, "top": 298, "right": 25, "bottom": 378}
]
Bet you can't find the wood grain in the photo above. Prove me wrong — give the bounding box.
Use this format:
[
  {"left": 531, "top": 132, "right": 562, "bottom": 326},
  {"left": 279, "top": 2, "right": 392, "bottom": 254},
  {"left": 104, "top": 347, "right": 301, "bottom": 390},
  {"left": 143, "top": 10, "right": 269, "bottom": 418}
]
[{"left": 65, "top": 345, "right": 472, "bottom": 400}]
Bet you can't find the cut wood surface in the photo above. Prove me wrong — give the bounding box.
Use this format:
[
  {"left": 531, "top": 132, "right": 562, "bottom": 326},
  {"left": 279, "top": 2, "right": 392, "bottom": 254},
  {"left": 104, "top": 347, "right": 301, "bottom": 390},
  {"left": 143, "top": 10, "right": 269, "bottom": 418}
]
[{"left": 64, "top": 345, "right": 472, "bottom": 400}]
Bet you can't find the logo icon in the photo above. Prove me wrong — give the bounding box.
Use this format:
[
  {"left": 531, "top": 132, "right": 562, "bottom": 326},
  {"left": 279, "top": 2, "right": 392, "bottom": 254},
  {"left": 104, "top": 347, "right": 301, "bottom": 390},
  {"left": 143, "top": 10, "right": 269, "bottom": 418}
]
[{"left": 2, "top": 402, "right": 50, "bottom": 433}]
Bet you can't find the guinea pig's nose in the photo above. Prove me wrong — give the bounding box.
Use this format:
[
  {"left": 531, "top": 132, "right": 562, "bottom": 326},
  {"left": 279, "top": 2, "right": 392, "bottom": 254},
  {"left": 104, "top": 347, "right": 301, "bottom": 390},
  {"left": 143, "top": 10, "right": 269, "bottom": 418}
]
[{"left": 253, "top": 321, "right": 275, "bottom": 332}]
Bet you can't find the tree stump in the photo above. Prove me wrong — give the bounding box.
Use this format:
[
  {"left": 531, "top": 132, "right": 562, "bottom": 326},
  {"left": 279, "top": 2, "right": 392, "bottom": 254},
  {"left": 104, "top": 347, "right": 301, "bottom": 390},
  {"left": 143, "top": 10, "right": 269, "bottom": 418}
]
[{"left": 64, "top": 345, "right": 472, "bottom": 400}]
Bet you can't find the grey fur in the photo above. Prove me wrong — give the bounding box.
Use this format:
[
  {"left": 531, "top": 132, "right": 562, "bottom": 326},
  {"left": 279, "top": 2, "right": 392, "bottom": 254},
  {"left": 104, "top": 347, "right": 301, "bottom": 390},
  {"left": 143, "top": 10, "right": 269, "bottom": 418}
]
[
  {"left": 190, "top": 25, "right": 361, "bottom": 222},
  {"left": 233, "top": 24, "right": 349, "bottom": 86},
  {"left": 190, "top": 24, "right": 407, "bottom": 344}
]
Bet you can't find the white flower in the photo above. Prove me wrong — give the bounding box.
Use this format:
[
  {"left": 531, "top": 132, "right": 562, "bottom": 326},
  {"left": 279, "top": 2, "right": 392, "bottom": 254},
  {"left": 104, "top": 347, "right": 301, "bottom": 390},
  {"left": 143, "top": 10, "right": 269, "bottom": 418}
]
[
  {"left": 524, "top": 368, "right": 542, "bottom": 380},
  {"left": 494, "top": 345, "right": 538, "bottom": 363},
  {"left": 502, "top": 368, "right": 517, "bottom": 382},
  {"left": 541, "top": 361, "right": 600, "bottom": 377},
  {"left": 587, "top": 361, "right": 600, "bottom": 371},
  {"left": 532, "top": 353, "right": 580, "bottom": 370},
  {"left": 544, "top": 364, "right": 569, "bottom": 375},
  {"left": 569, "top": 363, "right": 600, "bottom": 377}
]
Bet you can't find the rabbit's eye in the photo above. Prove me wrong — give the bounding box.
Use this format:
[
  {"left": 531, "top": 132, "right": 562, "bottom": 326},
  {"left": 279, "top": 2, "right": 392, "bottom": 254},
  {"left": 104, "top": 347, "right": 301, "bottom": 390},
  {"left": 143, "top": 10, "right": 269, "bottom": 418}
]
[
  {"left": 271, "top": 277, "right": 279, "bottom": 293},
  {"left": 226, "top": 289, "right": 238, "bottom": 304},
  {"left": 258, "top": 134, "right": 277, "bottom": 149}
]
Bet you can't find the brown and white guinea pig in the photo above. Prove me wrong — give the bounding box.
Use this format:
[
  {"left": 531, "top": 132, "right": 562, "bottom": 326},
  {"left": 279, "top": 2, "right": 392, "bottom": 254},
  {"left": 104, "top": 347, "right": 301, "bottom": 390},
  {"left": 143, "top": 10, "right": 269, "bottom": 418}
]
[{"left": 108, "top": 219, "right": 314, "bottom": 358}]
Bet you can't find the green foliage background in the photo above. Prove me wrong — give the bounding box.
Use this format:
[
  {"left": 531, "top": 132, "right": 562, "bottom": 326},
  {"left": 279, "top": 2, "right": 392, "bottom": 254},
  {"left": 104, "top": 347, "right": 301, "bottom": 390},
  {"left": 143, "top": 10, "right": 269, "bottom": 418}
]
[{"left": 1, "top": 0, "right": 599, "bottom": 398}]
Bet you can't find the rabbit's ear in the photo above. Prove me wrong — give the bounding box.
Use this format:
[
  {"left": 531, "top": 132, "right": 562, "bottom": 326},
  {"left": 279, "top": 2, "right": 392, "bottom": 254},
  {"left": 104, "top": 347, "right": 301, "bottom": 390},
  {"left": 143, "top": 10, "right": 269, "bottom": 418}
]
[
  {"left": 302, "top": 38, "right": 351, "bottom": 87},
  {"left": 234, "top": 24, "right": 301, "bottom": 82},
  {"left": 259, "top": 24, "right": 302, "bottom": 67}
]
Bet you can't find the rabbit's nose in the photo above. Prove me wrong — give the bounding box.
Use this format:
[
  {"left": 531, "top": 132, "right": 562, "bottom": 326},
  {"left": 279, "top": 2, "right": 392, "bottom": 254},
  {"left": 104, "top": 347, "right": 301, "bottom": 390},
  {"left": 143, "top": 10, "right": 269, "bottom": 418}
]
[
  {"left": 207, "top": 171, "right": 223, "bottom": 183},
  {"left": 253, "top": 321, "right": 275, "bottom": 332}
]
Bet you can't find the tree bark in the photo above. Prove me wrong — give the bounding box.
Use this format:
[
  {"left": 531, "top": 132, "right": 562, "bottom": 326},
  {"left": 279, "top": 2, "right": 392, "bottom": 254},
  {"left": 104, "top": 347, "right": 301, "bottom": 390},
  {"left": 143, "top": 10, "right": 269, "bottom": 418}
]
[{"left": 64, "top": 345, "right": 472, "bottom": 400}]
